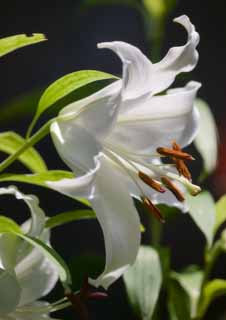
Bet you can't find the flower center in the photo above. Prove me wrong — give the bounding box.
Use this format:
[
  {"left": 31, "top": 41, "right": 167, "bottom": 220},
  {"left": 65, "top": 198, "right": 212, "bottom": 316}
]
[{"left": 104, "top": 140, "right": 201, "bottom": 223}]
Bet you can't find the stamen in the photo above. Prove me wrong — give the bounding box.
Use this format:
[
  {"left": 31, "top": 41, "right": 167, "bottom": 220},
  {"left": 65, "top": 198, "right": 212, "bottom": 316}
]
[
  {"left": 161, "top": 177, "right": 185, "bottom": 202},
  {"left": 175, "top": 159, "right": 192, "bottom": 180},
  {"left": 157, "top": 147, "right": 194, "bottom": 161},
  {"left": 171, "top": 141, "right": 192, "bottom": 180},
  {"left": 138, "top": 171, "right": 166, "bottom": 193},
  {"left": 141, "top": 196, "right": 165, "bottom": 223}
]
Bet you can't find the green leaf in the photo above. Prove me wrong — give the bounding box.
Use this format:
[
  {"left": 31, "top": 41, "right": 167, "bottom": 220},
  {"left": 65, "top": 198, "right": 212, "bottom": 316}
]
[
  {"left": 46, "top": 209, "right": 96, "bottom": 229},
  {"left": 194, "top": 98, "right": 218, "bottom": 181},
  {"left": 0, "top": 131, "right": 47, "bottom": 173},
  {"left": 0, "top": 34, "right": 46, "bottom": 57},
  {"left": 186, "top": 192, "right": 215, "bottom": 247},
  {"left": 124, "top": 246, "right": 162, "bottom": 320},
  {"left": 171, "top": 269, "right": 203, "bottom": 318},
  {"left": 0, "top": 170, "right": 90, "bottom": 207},
  {"left": 28, "top": 70, "right": 117, "bottom": 136},
  {"left": 0, "top": 216, "right": 22, "bottom": 235},
  {"left": 214, "top": 195, "right": 226, "bottom": 234},
  {"left": 19, "top": 234, "right": 72, "bottom": 286},
  {"left": 198, "top": 279, "right": 226, "bottom": 318},
  {"left": 168, "top": 279, "right": 191, "bottom": 320},
  {"left": 0, "top": 268, "right": 21, "bottom": 315}
]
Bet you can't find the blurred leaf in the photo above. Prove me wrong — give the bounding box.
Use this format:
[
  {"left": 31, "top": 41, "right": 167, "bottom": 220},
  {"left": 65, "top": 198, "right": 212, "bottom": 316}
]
[
  {"left": 20, "top": 234, "right": 72, "bottom": 286},
  {"left": 186, "top": 192, "right": 215, "bottom": 247},
  {"left": 214, "top": 194, "right": 226, "bottom": 235},
  {"left": 143, "top": 0, "right": 177, "bottom": 18},
  {"left": 0, "top": 216, "right": 22, "bottom": 234},
  {"left": 0, "top": 34, "right": 46, "bottom": 57},
  {"left": 124, "top": 245, "right": 162, "bottom": 320},
  {"left": 0, "top": 170, "right": 90, "bottom": 207},
  {"left": 168, "top": 280, "right": 190, "bottom": 320},
  {"left": 171, "top": 269, "right": 203, "bottom": 318},
  {"left": 0, "top": 131, "right": 47, "bottom": 173},
  {"left": 197, "top": 279, "right": 226, "bottom": 318},
  {"left": 157, "top": 247, "right": 170, "bottom": 282},
  {"left": 0, "top": 89, "right": 41, "bottom": 124},
  {"left": 28, "top": 70, "right": 117, "bottom": 136},
  {"left": 194, "top": 98, "right": 218, "bottom": 181},
  {"left": 46, "top": 209, "right": 96, "bottom": 229}
]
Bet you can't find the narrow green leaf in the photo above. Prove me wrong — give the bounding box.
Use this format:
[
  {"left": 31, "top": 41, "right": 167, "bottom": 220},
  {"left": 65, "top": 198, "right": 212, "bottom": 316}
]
[
  {"left": 143, "top": 0, "right": 177, "bottom": 18},
  {"left": 194, "top": 98, "right": 218, "bottom": 181},
  {"left": 0, "top": 131, "right": 47, "bottom": 173},
  {"left": 171, "top": 270, "right": 203, "bottom": 318},
  {"left": 198, "top": 279, "right": 226, "bottom": 318},
  {"left": 124, "top": 246, "right": 162, "bottom": 320},
  {"left": 186, "top": 192, "right": 215, "bottom": 247},
  {"left": 168, "top": 280, "right": 191, "bottom": 320},
  {"left": 28, "top": 70, "right": 117, "bottom": 136},
  {"left": 214, "top": 195, "right": 226, "bottom": 234},
  {"left": 0, "top": 170, "right": 89, "bottom": 207},
  {"left": 46, "top": 210, "right": 96, "bottom": 229},
  {"left": 0, "top": 34, "right": 46, "bottom": 57},
  {"left": 19, "top": 234, "right": 72, "bottom": 286},
  {"left": 0, "top": 216, "right": 22, "bottom": 235}
]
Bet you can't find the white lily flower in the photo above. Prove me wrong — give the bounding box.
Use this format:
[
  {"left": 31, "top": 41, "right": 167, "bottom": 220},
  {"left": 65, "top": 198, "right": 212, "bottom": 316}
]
[
  {"left": 47, "top": 15, "right": 201, "bottom": 289},
  {"left": 0, "top": 186, "right": 59, "bottom": 320}
]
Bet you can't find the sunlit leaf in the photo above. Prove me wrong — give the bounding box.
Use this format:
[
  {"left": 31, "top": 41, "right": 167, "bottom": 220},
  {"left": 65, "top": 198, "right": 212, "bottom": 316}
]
[
  {"left": 186, "top": 192, "right": 215, "bottom": 247},
  {"left": 28, "top": 70, "right": 117, "bottom": 136},
  {"left": 0, "top": 131, "right": 47, "bottom": 173},
  {"left": 0, "top": 216, "right": 22, "bottom": 235},
  {"left": 214, "top": 194, "right": 226, "bottom": 235},
  {"left": 124, "top": 246, "right": 162, "bottom": 320},
  {"left": 0, "top": 34, "right": 46, "bottom": 57},
  {"left": 143, "top": 0, "right": 177, "bottom": 18},
  {"left": 0, "top": 170, "right": 89, "bottom": 207},
  {"left": 46, "top": 209, "right": 96, "bottom": 229},
  {"left": 194, "top": 98, "right": 218, "bottom": 181},
  {"left": 171, "top": 269, "right": 203, "bottom": 318},
  {"left": 198, "top": 279, "right": 226, "bottom": 318}
]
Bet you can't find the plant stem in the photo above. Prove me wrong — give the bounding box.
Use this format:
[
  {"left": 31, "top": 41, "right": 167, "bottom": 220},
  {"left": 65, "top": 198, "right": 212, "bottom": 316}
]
[
  {"left": 0, "top": 119, "right": 54, "bottom": 173},
  {"left": 150, "top": 215, "right": 163, "bottom": 246}
]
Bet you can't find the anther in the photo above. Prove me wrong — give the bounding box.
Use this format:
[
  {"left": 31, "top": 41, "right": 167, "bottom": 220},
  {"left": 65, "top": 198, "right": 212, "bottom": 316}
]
[
  {"left": 141, "top": 196, "right": 165, "bottom": 223},
  {"left": 171, "top": 141, "right": 192, "bottom": 180},
  {"left": 161, "top": 177, "right": 185, "bottom": 202},
  {"left": 157, "top": 147, "right": 194, "bottom": 161},
  {"left": 138, "top": 171, "right": 166, "bottom": 193},
  {"left": 174, "top": 159, "right": 192, "bottom": 180}
]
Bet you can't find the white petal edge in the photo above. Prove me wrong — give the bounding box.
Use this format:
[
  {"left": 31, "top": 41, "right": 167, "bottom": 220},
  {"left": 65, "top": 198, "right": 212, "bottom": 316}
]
[
  {"left": 98, "top": 15, "right": 199, "bottom": 100},
  {"left": 88, "top": 155, "right": 141, "bottom": 289}
]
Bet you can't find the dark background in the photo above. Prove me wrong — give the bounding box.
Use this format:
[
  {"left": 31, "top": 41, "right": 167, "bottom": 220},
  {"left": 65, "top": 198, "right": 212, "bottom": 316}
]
[{"left": 0, "top": 1, "right": 226, "bottom": 319}]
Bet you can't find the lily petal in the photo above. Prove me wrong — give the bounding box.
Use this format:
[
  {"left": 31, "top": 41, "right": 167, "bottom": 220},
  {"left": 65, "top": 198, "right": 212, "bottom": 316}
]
[
  {"left": 51, "top": 121, "right": 102, "bottom": 173},
  {"left": 58, "top": 80, "right": 122, "bottom": 142},
  {"left": 98, "top": 15, "right": 199, "bottom": 100},
  {"left": 0, "top": 186, "right": 45, "bottom": 238},
  {"left": 16, "top": 228, "right": 58, "bottom": 307},
  {"left": 0, "top": 268, "right": 21, "bottom": 316},
  {"left": 107, "top": 81, "right": 201, "bottom": 155},
  {"left": 12, "top": 302, "right": 60, "bottom": 320},
  {"left": 88, "top": 155, "right": 141, "bottom": 289}
]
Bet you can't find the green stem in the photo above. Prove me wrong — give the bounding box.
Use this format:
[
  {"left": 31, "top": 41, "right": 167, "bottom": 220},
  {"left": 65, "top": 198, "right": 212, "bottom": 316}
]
[{"left": 0, "top": 119, "right": 54, "bottom": 173}]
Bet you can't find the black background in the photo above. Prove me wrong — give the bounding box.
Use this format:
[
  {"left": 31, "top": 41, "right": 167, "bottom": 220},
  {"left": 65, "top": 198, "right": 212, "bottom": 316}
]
[{"left": 0, "top": 1, "right": 226, "bottom": 319}]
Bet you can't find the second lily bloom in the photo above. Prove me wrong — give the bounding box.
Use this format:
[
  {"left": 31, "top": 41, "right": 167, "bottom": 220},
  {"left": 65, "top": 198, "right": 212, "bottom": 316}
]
[{"left": 47, "top": 15, "right": 201, "bottom": 289}]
